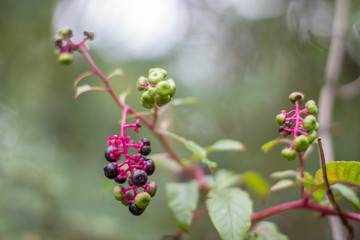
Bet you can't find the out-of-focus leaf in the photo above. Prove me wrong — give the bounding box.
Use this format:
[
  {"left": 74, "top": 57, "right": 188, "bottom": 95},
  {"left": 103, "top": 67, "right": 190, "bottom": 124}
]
[
  {"left": 208, "top": 169, "right": 242, "bottom": 190},
  {"left": 150, "top": 153, "right": 182, "bottom": 173},
  {"left": 107, "top": 68, "right": 128, "bottom": 80},
  {"left": 185, "top": 140, "right": 217, "bottom": 168},
  {"left": 243, "top": 171, "right": 269, "bottom": 199},
  {"left": 207, "top": 188, "right": 252, "bottom": 240},
  {"left": 315, "top": 161, "right": 360, "bottom": 186},
  {"left": 270, "top": 179, "right": 296, "bottom": 192},
  {"left": 166, "top": 181, "right": 199, "bottom": 231},
  {"left": 332, "top": 183, "right": 360, "bottom": 209},
  {"left": 205, "top": 139, "right": 246, "bottom": 153},
  {"left": 73, "top": 72, "right": 94, "bottom": 90},
  {"left": 74, "top": 84, "right": 107, "bottom": 99},
  {"left": 269, "top": 170, "right": 298, "bottom": 179},
  {"left": 248, "top": 221, "right": 289, "bottom": 240},
  {"left": 297, "top": 172, "right": 324, "bottom": 203},
  {"left": 170, "top": 97, "right": 198, "bottom": 106},
  {"left": 261, "top": 138, "right": 290, "bottom": 153}
]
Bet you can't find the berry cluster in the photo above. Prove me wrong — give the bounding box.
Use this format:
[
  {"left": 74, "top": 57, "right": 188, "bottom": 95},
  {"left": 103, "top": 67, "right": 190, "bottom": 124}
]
[
  {"left": 137, "top": 68, "right": 176, "bottom": 108},
  {"left": 103, "top": 124, "right": 157, "bottom": 215},
  {"left": 52, "top": 28, "right": 94, "bottom": 65},
  {"left": 276, "top": 92, "right": 319, "bottom": 161}
]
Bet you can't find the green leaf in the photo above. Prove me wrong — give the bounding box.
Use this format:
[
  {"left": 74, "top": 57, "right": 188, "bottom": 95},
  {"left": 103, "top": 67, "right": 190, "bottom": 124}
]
[
  {"left": 205, "top": 139, "right": 246, "bottom": 153},
  {"left": 150, "top": 153, "right": 182, "bottom": 173},
  {"left": 332, "top": 183, "right": 360, "bottom": 209},
  {"left": 315, "top": 161, "right": 360, "bottom": 186},
  {"left": 297, "top": 172, "right": 324, "bottom": 203},
  {"left": 166, "top": 181, "right": 199, "bottom": 231},
  {"left": 208, "top": 169, "right": 242, "bottom": 190},
  {"left": 261, "top": 138, "right": 291, "bottom": 153},
  {"left": 248, "top": 221, "right": 289, "bottom": 240},
  {"left": 269, "top": 179, "right": 296, "bottom": 192},
  {"left": 74, "top": 84, "right": 107, "bottom": 99},
  {"left": 185, "top": 140, "right": 217, "bottom": 168},
  {"left": 207, "top": 188, "right": 252, "bottom": 240},
  {"left": 269, "top": 170, "right": 298, "bottom": 179},
  {"left": 243, "top": 171, "right": 269, "bottom": 199}
]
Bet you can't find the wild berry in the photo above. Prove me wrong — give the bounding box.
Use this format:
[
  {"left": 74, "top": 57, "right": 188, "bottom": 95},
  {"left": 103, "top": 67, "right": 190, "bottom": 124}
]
[
  {"left": 130, "top": 170, "right": 148, "bottom": 187},
  {"left": 129, "top": 202, "right": 145, "bottom": 216},
  {"left": 104, "top": 146, "right": 119, "bottom": 162},
  {"left": 303, "top": 115, "right": 317, "bottom": 132},
  {"left": 307, "top": 131, "right": 318, "bottom": 143},
  {"left": 149, "top": 68, "right": 168, "bottom": 78},
  {"left": 58, "top": 53, "right": 73, "bottom": 65},
  {"left": 148, "top": 69, "right": 166, "bottom": 85},
  {"left": 104, "top": 163, "right": 119, "bottom": 179},
  {"left": 154, "top": 94, "right": 171, "bottom": 107},
  {"left": 281, "top": 148, "right": 297, "bottom": 161},
  {"left": 141, "top": 138, "right": 151, "bottom": 146},
  {"left": 294, "top": 135, "right": 309, "bottom": 152},
  {"left": 137, "top": 76, "right": 147, "bottom": 91},
  {"left": 59, "top": 28, "right": 73, "bottom": 38},
  {"left": 156, "top": 81, "right": 173, "bottom": 97},
  {"left": 135, "top": 192, "right": 151, "bottom": 209},
  {"left": 147, "top": 181, "right": 157, "bottom": 197},
  {"left": 113, "top": 185, "right": 124, "bottom": 201},
  {"left": 114, "top": 174, "right": 127, "bottom": 184},
  {"left": 145, "top": 159, "right": 155, "bottom": 175},
  {"left": 276, "top": 113, "right": 286, "bottom": 125},
  {"left": 140, "top": 145, "right": 151, "bottom": 155},
  {"left": 306, "top": 100, "right": 318, "bottom": 114},
  {"left": 289, "top": 92, "right": 304, "bottom": 103}
]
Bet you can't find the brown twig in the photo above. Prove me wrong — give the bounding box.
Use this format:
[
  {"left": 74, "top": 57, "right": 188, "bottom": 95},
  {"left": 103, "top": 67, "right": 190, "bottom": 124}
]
[{"left": 318, "top": 137, "right": 354, "bottom": 240}]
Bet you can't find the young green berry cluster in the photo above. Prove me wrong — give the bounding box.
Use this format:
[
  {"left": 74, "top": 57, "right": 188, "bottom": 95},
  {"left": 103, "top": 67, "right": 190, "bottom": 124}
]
[
  {"left": 137, "top": 68, "right": 176, "bottom": 108},
  {"left": 103, "top": 121, "right": 157, "bottom": 215},
  {"left": 276, "top": 92, "right": 319, "bottom": 161},
  {"left": 52, "top": 28, "right": 94, "bottom": 65}
]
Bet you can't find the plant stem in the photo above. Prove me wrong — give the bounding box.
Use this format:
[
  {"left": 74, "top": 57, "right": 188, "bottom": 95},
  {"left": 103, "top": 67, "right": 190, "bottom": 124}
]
[
  {"left": 252, "top": 200, "right": 360, "bottom": 222},
  {"left": 318, "top": 138, "right": 354, "bottom": 240},
  {"left": 298, "top": 152, "right": 306, "bottom": 199}
]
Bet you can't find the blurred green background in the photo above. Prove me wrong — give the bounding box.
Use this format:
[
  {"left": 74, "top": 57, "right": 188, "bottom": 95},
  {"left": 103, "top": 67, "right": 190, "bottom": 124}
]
[{"left": 1, "top": 0, "right": 360, "bottom": 239}]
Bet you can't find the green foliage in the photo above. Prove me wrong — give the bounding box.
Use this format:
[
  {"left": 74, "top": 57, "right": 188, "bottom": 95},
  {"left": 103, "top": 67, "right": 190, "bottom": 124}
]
[
  {"left": 261, "top": 138, "right": 290, "bottom": 153},
  {"left": 207, "top": 169, "right": 242, "bottom": 190},
  {"left": 331, "top": 183, "right": 360, "bottom": 209},
  {"left": 297, "top": 172, "right": 324, "bottom": 202},
  {"left": 166, "top": 181, "right": 200, "bottom": 231},
  {"left": 205, "top": 139, "right": 246, "bottom": 153},
  {"left": 74, "top": 84, "right": 107, "bottom": 99},
  {"left": 270, "top": 179, "right": 296, "bottom": 192},
  {"left": 315, "top": 161, "right": 360, "bottom": 186},
  {"left": 207, "top": 188, "right": 252, "bottom": 240},
  {"left": 247, "top": 221, "right": 289, "bottom": 240},
  {"left": 242, "top": 171, "right": 269, "bottom": 199}
]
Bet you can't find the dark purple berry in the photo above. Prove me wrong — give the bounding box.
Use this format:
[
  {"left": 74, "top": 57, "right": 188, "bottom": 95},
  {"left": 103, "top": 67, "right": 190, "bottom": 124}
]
[
  {"left": 141, "top": 138, "right": 151, "bottom": 146},
  {"left": 130, "top": 170, "right": 148, "bottom": 187},
  {"left": 114, "top": 174, "right": 127, "bottom": 184},
  {"left": 128, "top": 177, "right": 134, "bottom": 186},
  {"left": 104, "top": 163, "right": 118, "bottom": 179},
  {"left": 105, "top": 146, "right": 117, "bottom": 162},
  {"left": 145, "top": 159, "right": 155, "bottom": 175},
  {"left": 129, "top": 202, "right": 145, "bottom": 216},
  {"left": 140, "top": 145, "right": 151, "bottom": 155}
]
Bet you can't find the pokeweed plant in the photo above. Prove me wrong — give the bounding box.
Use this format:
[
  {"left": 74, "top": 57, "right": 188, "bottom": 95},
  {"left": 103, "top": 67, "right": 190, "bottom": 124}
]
[{"left": 53, "top": 29, "right": 360, "bottom": 240}]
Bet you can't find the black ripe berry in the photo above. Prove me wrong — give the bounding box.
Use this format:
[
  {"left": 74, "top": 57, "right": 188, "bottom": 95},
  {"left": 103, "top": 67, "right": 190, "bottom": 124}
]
[
  {"left": 114, "top": 174, "right": 127, "bottom": 184},
  {"left": 140, "top": 145, "right": 151, "bottom": 155},
  {"left": 145, "top": 159, "right": 155, "bottom": 175},
  {"left": 104, "top": 146, "right": 117, "bottom": 162},
  {"left": 129, "top": 202, "right": 145, "bottom": 216},
  {"left": 130, "top": 170, "right": 148, "bottom": 187},
  {"left": 104, "top": 163, "right": 118, "bottom": 179},
  {"left": 141, "top": 138, "right": 151, "bottom": 146}
]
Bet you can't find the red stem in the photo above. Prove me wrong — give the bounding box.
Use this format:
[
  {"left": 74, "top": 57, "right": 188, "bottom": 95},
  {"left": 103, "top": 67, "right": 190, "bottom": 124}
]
[{"left": 252, "top": 200, "right": 360, "bottom": 222}]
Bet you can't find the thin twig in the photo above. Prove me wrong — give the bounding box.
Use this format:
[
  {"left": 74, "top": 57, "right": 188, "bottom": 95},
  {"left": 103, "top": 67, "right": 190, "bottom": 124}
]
[{"left": 318, "top": 138, "right": 354, "bottom": 240}]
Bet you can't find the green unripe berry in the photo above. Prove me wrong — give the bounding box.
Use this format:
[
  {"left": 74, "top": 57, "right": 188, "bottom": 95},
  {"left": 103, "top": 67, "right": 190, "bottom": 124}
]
[
  {"left": 141, "top": 91, "right": 154, "bottom": 104},
  {"left": 83, "top": 31, "right": 95, "bottom": 40},
  {"left": 148, "top": 86, "right": 156, "bottom": 97},
  {"left": 148, "top": 70, "right": 165, "bottom": 85},
  {"left": 303, "top": 115, "right": 317, "bottom": 131},
  {"left": 59, "top": 28, "right": 73, "bottom": 38},
  {"left": 135, "top": 192, "right": 151, "bottom": 209},
  {"left": 315, "top": 122, "right": 320, "bottom": 131},
  {"left": 149, "top": 68, "right": 167, "bottom": 78},
  {"left": 147, "top": 181, "right": 157, "bottom": 197},
  {"left": 141, "top": 100, "right": 154, "bottom": 109},
  {"left": 137, "top": 76, "right": 147, "bottom": 91},
  {"left": 167, "top": 78, "right": 176, "bottom": 97},
  {"left": 307, "top": 130, "right": 318, "bottom": 143},
  {"left": 281, "top": 148, "right": 297, "bottom": 161},
  {"left": 276, "top": 113, "right": 286, "bottom": 125},
  {"left": 113, "top": 185, "right": 124, "bottom": 201},
  {"left": 289, "top": 92, "right": 304, "bottom": 103},
  {"left": 294, "top": 135, "right": 309, "bottom": 152},
  {"left": 58, "top": 53, "right": 73, "bottom": 65},
  {"left": 306, "top": 100, "right": 318, "bottom": 114},
  {"left": 154, "top": 95, "right": 171, "bottom": 107},
  {"left": 156, "top": 81, "right": 173, "bottom": 97}
]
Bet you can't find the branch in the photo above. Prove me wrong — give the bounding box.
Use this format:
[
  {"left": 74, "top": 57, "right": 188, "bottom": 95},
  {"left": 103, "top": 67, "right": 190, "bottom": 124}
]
[{"left": 318, "top": 138, "right": 354, "bottom": 240}]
